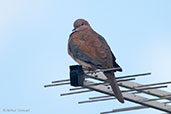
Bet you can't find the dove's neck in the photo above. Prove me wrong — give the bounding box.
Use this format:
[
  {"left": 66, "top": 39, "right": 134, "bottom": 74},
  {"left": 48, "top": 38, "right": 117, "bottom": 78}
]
[{"left": 75, "top": 25, "right": 92, "bottom": 32}]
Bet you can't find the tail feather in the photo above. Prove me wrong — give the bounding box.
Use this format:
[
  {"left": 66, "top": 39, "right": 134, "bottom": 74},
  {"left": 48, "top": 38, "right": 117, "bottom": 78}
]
[{"left": 105, "top": 73, "right": 124, "bottom": 103}]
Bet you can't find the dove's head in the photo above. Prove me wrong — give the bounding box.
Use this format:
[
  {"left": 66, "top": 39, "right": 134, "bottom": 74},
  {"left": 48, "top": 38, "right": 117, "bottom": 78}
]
[{"left": 73, "top": 19, "right": 91, "bottom": 32}]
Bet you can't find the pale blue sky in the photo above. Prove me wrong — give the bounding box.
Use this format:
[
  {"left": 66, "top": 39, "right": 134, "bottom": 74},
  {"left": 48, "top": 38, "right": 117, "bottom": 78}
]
[{"left": 0, "top": 0, "right": 171, "bottom": 114}]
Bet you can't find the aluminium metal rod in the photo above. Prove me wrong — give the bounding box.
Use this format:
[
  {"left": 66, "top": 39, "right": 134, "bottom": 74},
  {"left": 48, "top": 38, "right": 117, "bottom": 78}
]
[
  {"left": 60, "top": 90, "right": 93, "bottom": 96},
  {"left": 135, "top": 81, "right": 171, "bottom": 88},
  {"left": 142, "top": 95, "right": 171, "bottom": 102},
  {"left": 51, "top": 75, "right": 92, "bottom": 83},
  {"left": 116, "top": 78, "right": 135, "bottom": 82},
  {"left": 121, "top": 85, "right": 168, "bottom": 93},
  {"left": 100, "top": 106, "right": 148, "bottom": 114},
  {"left": 51, "top": 79, "right": 70, "bottom": 83},
  {"left": 51, "top": 76, "right": 91, "bottom": 84},
  {"left": 78, "top": 97, "right": 116, "bottom": 104},
  {"left": 44, "top": 82, "right": 70, "bottom": 88},
  {"left": 70, "top": 87, "right": 85, "bottom": 91},
  {"left": 116, "top": 73, "right": 151, "bottom": 79},
  {"left": 131, "top": 85, "right": 168, "bottom": 94},
  {"left": 89, "top": 95, "right": 112, "bottom": 100},
  {"left": 84, "top": 82, "right": 107, "bottom": 86}
]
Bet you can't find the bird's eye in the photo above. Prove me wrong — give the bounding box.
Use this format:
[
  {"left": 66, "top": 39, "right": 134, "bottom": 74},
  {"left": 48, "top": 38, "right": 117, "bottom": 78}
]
[{"left": 81, "top": 23, "right": 84, "bottom": 25}]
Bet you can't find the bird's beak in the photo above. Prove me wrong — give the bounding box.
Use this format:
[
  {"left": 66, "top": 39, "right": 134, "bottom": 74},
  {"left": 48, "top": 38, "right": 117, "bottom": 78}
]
[{"left": 72, "top": 28, "right": 76, "bottom": 32}]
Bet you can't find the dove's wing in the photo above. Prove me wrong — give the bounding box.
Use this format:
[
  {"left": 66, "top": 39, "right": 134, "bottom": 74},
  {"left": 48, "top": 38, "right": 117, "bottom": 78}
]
[{"left": 68, "top": 29, "right": 113, "bottom": 69}]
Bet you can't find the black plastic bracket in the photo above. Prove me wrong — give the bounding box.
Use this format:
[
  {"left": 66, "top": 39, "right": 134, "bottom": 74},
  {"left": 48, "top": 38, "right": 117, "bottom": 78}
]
[{"left": 69, "top": 65, "right": 85, "bottom": 87}]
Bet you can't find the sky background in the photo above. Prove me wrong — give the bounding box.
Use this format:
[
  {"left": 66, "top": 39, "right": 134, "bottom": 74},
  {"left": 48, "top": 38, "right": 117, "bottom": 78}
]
[{"left": 0, "top": 0, "right": 171, "bottom": 114}]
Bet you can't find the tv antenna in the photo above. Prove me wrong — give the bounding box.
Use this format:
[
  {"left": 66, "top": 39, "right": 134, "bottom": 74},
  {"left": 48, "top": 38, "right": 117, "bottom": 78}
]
[{"left": 44, "top": 65, "right": 171, "bottom": 114}]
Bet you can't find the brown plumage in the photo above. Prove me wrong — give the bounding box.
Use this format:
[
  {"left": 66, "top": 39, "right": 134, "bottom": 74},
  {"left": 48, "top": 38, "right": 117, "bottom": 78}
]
[{"left": 68, "top": 19, "right": 124, "bottom": 103}]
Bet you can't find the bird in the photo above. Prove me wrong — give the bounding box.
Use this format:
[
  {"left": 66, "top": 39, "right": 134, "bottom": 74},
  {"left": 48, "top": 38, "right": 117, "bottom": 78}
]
[{"left": 68, "top": 19, "right": 124, "bottom": 103}]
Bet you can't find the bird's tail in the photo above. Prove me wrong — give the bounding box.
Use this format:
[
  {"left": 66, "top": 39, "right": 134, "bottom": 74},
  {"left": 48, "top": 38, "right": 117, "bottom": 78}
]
[{"left": 105, "top": 72, "right": 124, "bottom": 103}]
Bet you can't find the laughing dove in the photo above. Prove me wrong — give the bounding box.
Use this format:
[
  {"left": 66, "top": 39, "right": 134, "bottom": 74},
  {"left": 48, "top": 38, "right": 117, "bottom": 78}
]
[{"left": 68, "top": 19, "right": 124, "bottom": 103}]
